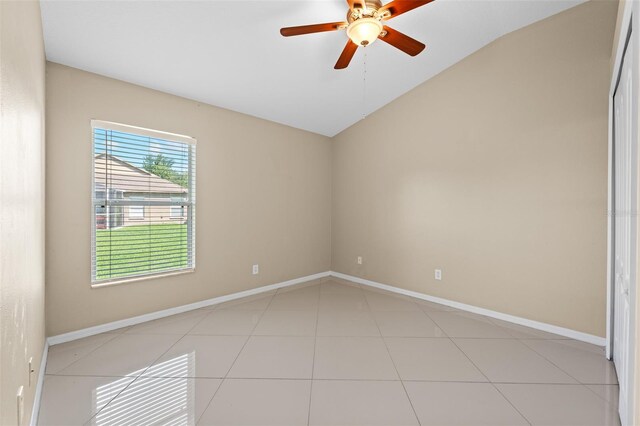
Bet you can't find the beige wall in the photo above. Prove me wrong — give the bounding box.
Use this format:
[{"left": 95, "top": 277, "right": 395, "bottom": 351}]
[
  {"left": 0, "top": 1, "right": 47, "bottom": 425},
  {"left": 46, "top": 63, "right": 332, "bottom": 336},
  {"left": 44, "top": 0, "right": 617, "bottom": 340},
  {"left": 332, "top": 0, "right": 617, "bottom": 337}
]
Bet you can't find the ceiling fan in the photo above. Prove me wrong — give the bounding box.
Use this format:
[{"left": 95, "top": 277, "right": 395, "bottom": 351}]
[{"left": 280, "top": 0, "right": 434, "bottom": 69}]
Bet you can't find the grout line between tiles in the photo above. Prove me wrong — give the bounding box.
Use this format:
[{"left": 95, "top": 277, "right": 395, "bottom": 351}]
[
  {"left": 446, "top": 337, "right": 532, "bottom": 426},
  {"left": 362, "top": 284, "right": 423, "bottom": 426},
  {"left": 581, "top": 384, "right": 621, "bottom": 412},
  {"left": 516, "top": 338, "right": 607, "bottom": 387},
  {"left": 69, "top": 330, "right": 190, "bottom": 426},
  {"left": 194, "top": 288, "right": 280, "bottom": 424},
  {"left": 490, "top": 384, "right": 533, "bottom": 426},
  {"left": 48, "top": 332, "right": 120, "bottom": 375},
  {"left": 83, "top": 332, "right": 190, "bottom": 425},
  {"left": 307, "top": 282, "right": 322, "bottom": 425},
  {"left": 44, "top": 280, "right": 616, "bottom": 426},
  {"left": 90, "top": 292, "right": 276, "bottom": 426},
  {"left": 44, "top": 372, "right": 616, "bottom": 386}
]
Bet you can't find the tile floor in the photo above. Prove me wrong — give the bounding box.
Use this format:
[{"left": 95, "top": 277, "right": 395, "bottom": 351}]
[{"left": 38, "top": 278, "right": 621, "bottom": 425}]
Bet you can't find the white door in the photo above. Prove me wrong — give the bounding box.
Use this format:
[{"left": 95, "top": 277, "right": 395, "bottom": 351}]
[{"left": 613, "top": 33, "right": 634, "bottom": 426}]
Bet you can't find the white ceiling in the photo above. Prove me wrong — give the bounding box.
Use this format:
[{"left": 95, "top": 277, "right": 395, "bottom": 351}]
[{"left": 40, "top": 0, "right": 584, "bottom": 136}]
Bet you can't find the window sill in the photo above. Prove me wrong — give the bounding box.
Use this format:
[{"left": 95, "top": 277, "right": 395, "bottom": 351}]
[{"left": 91, "top": 268, "right": 195, "bottom": 289}]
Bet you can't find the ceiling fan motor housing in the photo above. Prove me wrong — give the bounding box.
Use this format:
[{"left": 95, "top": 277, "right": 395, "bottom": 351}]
[
  {"left": 346, "top": 0, "right": 386, "bottom": 23},
  {"left": 346, "top": 0, "right": 385, "bottom": 46}
]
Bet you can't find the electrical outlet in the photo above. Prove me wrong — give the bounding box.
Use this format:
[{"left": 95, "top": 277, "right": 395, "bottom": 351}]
[
  {"left": 434, "top": 269, "right": 442, "bottom": 281},
  {"left": 252, "top": 264, "right": 259, "bottom": 275},
  {"left": 28, "top": 357, "right": 34, "bottom": 387},
  {"left": 16, "top": 386, "right": 24, "bottom": 426},
  {"left": 357, "top": 256, "right": 363, "bottom": 265}
]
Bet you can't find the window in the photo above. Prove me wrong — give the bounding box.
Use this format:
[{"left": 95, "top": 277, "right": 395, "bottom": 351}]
[
  {"left": 129, "top": 198, "right": 144, "bottom": 220},
  {"left": 170, "top": 205, "right": 184, "bottom": 219},
  {"left": 170, "top": 196, "right": 184, "bottom": 219},
  {"left": 92, "top": 120, "right": 196, "bottom": 285}
]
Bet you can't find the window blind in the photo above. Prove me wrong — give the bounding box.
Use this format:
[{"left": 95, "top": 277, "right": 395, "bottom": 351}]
[{"left": 91, "top": 120, "right": 196, "bottom": 285}]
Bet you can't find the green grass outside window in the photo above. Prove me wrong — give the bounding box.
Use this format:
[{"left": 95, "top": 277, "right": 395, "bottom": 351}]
[{"left": 95, "top": 223, "right": 189, "bottom": 280}]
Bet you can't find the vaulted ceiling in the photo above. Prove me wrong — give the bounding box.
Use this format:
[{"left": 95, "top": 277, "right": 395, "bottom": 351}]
[{"left": 40, "top": 0, "right": 584, "bottom": 136}]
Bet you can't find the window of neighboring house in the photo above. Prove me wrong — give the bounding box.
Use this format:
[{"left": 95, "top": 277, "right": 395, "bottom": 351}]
[
  {"left": 170, "top": 197, "right": 184, "bottom": 218},
  {"left": 129, "top": 201, "right": 144, "bottom": 220},
  {"left": 170, "top": 205, "right": 184, "bottom": 218},
  {"left": 92, "top": 120, "right": 196, "bottom": 286}
]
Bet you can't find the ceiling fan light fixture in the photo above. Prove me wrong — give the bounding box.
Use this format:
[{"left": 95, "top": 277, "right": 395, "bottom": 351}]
[{"left": 346, "top": 17, "right": 383, "bottom": 46}]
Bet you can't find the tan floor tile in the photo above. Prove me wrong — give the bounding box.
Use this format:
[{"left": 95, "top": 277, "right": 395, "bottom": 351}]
[
  {"left": 189, "top": 310, "right": 262, "bottom": 335},
  {"left": 364, "top": 291, "right": 421, "bottom": 311},
  {"left": 404, "top": 382, "right": 529, "bottom": 426},
  {"left": 38, "top": 375, "right": 134, "bottom": 425},
  {"left": 198, "top": 379, "right": 311, "bottom": 425},
  {"left": 253, "top": 309, "right": 317, "bottom": 336},
  {"left": 587, "top": 385, "right": 620, "bottom": 408},
  {"left": 38, "top": 278, "right": 622, "bottom": 425},
  {"left": 57, "top": 334, "right": 182, "bottom": 377},
  {"left": 227, "top": 336, "right": 315, "bottom": 379},
  {"left": 455, "top": 338, "right": 577, "bottom": 383},
  {"left": 404, "top": 381, "right": 528, "bottom": 425},
  {"left": 268, "top": 288, "right": 319, "bottom": 310},
  {"left": 94, "top": 377, "right": 221, "bottom": 425},
  {"left": 523, "top": 339, "right": 617, "bottom": 384},
  {"left": 373, "top": 311, "right": 445, "bottom": 337},
  {"left": 46, "top": 333, "right": 117, "bottom": 374},
  {"left": 319, "top": 293, "right": 369, "bottom": 312},
  {"left": 385, "top": 338, "right": 486, "bottom": 382},
  {"left": 309, "top": 380, "right": 418, "bottom": 426},
  {"left": 143, "top": 335, "right": 248, "bottom": 378},
  {"left": 316, "top": 310, "right": 380, "bottom": 336},
  {"left": 497, "top": 384, "right": 620, "bottom": 425},
  {"left": 428, "top": 312, "right": 512, "bottom": 338},
  {"left": 314, "top": 336, "right": 398, "bottom": 380}
]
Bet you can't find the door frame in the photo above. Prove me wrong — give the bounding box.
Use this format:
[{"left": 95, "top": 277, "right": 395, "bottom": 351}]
[{"left": 607, "top": 2, "right": 638, "bottom": 425}]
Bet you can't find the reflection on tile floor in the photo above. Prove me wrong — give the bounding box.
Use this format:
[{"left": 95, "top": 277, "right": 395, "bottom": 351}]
[{"left": 38, "top": 278, "right": 621, "bottom": 425}]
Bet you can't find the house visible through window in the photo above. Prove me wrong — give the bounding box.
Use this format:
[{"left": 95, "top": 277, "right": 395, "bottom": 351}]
[{"left": 92, "top": 120, "right": 196, "bottom": 285}]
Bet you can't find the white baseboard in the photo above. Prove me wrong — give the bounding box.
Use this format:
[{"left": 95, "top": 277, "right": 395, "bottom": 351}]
[
  {"left": 30, "top": 340, "right": 48, "bottom": 426},
  {"left": 47, "top": 269, "right": 606, "bottom": 347},
  {"left": 330, "top": 271, "right": 607, "bottom": 346},
  {"left": 47, "top": 271, "right": 330, "bottom": 346}
]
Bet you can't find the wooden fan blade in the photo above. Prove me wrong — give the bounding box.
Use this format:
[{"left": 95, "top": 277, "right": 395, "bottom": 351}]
[
  {"left": 379, "top": 25, "right": 425, "bottom": 56},
  {"left": 280, "top": 22, "right": 346, "bottom": 37},
  {"left": 346, "top": 0, "right": 364, "bottom": 10},
  {"left": 335, "top": 41, "right": 358, "bottom": 69},
  {"left": 380, "top": 0, "right": 434, "bottom": 19}
]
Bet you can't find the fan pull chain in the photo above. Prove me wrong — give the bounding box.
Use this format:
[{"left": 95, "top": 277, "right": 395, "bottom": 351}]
[{"left": 362, "top": 49, "right": 367, "bottom": 120}]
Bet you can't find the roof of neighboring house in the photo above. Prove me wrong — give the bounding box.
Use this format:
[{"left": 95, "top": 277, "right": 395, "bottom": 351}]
[{"left": 95, "top": 154, "right": 187, "bottom": 194}]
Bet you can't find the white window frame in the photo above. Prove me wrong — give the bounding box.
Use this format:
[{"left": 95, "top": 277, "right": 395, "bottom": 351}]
[{"left": 91, "top": 120, "right": 196, "bottom": 287}]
